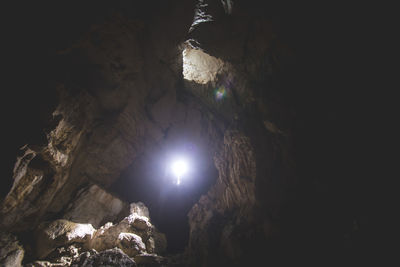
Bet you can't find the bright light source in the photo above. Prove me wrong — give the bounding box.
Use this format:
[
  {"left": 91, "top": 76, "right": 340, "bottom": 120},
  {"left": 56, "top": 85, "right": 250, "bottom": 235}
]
[{"left": 171, "top": 159, "right": 189, "bottom": 185}]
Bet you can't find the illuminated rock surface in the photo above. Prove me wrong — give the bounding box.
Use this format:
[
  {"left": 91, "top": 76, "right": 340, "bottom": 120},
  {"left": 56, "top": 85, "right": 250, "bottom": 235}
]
[{"left": 25, "top": 203, "right": 166, "bottom": 266}]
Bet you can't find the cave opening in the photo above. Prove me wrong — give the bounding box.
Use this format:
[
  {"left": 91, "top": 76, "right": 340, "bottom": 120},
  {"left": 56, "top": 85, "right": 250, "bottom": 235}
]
[{"left": 110, "top": 129, "right": 219, "bottom": 254}]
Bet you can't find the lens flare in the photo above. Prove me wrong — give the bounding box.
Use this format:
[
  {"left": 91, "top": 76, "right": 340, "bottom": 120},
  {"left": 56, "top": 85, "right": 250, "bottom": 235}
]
[{"left": 214, "top": 86, "right": 227, "bottom": 101}]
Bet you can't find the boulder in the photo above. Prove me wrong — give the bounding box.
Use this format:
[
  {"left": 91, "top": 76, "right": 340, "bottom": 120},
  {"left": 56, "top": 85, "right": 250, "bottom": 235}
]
[
  {"left": 89, "top": 213, "right": 153, "bottom": 254},
  {"left": 117, "top": 233, "right": 146, "bottom": 257},
  {"left": 34, "top": 219, "right": 95, "bottom": 259}
]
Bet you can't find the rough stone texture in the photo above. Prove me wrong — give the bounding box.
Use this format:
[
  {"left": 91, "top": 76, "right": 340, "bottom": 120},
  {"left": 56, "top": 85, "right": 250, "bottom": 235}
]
[
  {"left": 0, "top": 90, "right": 98, "bottom": 232},
  {"left": 186, "top": 130, "right": 259, "bottom": 266},
  {"left": 25, "top": 202, "right": 166, "bottom": 265},
  {"left": 34, "top": 219, "right": 95, "bottom": 259},
  {"left": 88, "top": 213, "right": 154, "bottom": 255},
  {"left": 0, "top": 0, "right": 197, "bottom": 235},
  {"left": 0, "top": 232, "right": 24, "bottom": 267},
  {"left": 117, "top": 233, "right": 146, "bottom": 257},
  {"left": 130, "top": 202, "right": 150, "bottom": 219},
  {"left": 182, "top": 2, "right": 296, "bottom": 266},
  {"left": 63, "top": 185, "right": 129, "bottom": 228},
  {"left": 182, "top": 47, "right": 225, "bottom": 84},
  {"left": 27, "top": 245, "right": 81, "bottom": 266},
  {"left": 83, "top": 203, "right": 165, "bottom": 257},
  {"left": 71, "top": 248, "right": 136, "bottom": 267}
]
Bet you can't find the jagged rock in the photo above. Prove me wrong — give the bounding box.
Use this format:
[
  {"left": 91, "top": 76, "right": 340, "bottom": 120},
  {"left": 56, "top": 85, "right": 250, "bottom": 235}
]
[
  {"left": 34, "top": 219, "right": 95, "bottom": 259},
  {"left": 0, "top": 232, "right": 24, "bottom": 267},
  {"left": 69, "top": 249, "right": 97, "bottom": 267},
  {"left": 89, "top": 214, "right": 151, "bottom": 253},
  {"left": 132, "top": 217, "right": 151, "bottom": 231},
  {"left": 117, "top": 233, "right": 146, "bottom": 257},
  {"left": 36, "top": 244, "right": 82, "bottom": 266},
  {"left": 71, "top": 248, "right": 136, "bottom": 267},
  {"left": 0, "top": 146, "right": 57, "bottom": 231},
  {"left": 87, "top": 203, "right": 165, "bottom": 255}
]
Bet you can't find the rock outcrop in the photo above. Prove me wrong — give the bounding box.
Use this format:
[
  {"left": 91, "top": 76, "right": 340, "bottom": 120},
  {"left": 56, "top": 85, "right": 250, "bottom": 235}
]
[
  {"left": 25, "top": 202, "right": 167, "bottom": 266},
  {"left": 0, "top": 0, "right": 197, "bottom": 235},
  {"left": 62, "top": 185, "right": 130, "bottom": 228},
  {"left": 34, "top": 220, "right": 95, "bottom": 259}
]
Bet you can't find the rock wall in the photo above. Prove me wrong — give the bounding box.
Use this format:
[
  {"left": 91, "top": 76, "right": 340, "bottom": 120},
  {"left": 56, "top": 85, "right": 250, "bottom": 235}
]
[
  {"left": 181, "top": 1, "right": 297, "bottom": 266},
  {"left": 1, "top": 1, "right": 197, "bottom": 233},
  {"left": 27, "top": 203, "right": 167, "bottom": 266}
]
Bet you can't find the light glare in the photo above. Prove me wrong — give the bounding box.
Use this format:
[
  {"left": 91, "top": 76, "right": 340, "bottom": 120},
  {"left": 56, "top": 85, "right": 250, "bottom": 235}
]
[{"left": 171, "top": 159, "right": 189, "bottom": 185}]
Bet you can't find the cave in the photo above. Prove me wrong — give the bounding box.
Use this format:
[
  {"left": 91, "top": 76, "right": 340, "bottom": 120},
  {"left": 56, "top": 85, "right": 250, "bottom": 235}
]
[{"left": 1, "top": 1, "right": 379, "bottom": 267}]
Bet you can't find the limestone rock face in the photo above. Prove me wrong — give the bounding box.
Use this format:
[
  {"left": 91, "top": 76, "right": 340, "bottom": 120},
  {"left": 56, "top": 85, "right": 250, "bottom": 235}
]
[
  {"left": 27, "top": 245, "right": 82, "bottom": 266},
  {"left": 63, "top": 185, "right": 130, "bottom": 228},
  {"left": 117, "top": 233, "right": 146, "bottom": 257},
  {"left": 181, "top": 2, "right": 297, "bottom": 265},
  {"left": 25, "top": 202, "right": 166, "bottom": 265},
  {"left": 0, "top": 232, "right": 24, "bottom": 267},
  {"left": 88, "top": 213, "right": 157, "bottom": 255},
  {"left": 34, "top": 219, "right": 95, "bottom": 259},
  {"left": 129, "top": 202, "right": 150, "bottom": 219},
  {"left": 187, "top": 130, "right": 258, "bottom": 266},
  {"left": 0, "top": 0, "right": 197, "bottom": 236}
]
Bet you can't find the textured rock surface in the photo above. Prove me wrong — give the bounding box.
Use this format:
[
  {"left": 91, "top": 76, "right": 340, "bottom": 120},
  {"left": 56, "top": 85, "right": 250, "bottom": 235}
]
[
  {"left": 0, "top": 232, "right": 24, "bottom": 267},
  {"left": 63, "top": 185, "right": 129, "bottom": 228},
  {"left": 117, "top": 233, "right": 146, "bottom": 257},
  {"left": 181, "top": 2, "right": 296, "bottom": 266},
  {"left": 88, "top": 213, "right": 157, "bottom": 255},
  {"left": 34, "top": 219, "right": 95, "bottom": 259},
  {"left": 129, "top": 202, "right": 150, "bottom": 219},
  {"left": 25, "top": 202, "right": 166, "bottom": 265},
  {"left": 71, "top": 248, "right": 136, "bottom": 267},
  {"left": 0, "top": 0, "right": 197, "bottom": 235},
  {"left": 186, "top": 130, "right": 259, "bottom": 266}
]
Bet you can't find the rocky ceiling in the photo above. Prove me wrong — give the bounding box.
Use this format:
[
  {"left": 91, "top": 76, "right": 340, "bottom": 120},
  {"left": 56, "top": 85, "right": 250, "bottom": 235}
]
[{"left": 1, "top": 1, "right": 377, "bottom": 267}]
